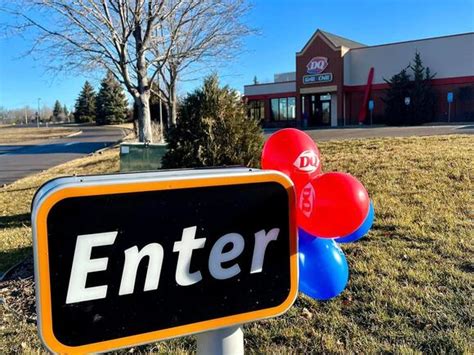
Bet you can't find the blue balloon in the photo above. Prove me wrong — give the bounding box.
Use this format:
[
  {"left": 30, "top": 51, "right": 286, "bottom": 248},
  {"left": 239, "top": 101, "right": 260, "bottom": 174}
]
[
  {"left": 336, "top": 201, "right": 374, "bottom": 244},
  {"left": 298, "top": 229, "right": 349, "bottom": 300}
]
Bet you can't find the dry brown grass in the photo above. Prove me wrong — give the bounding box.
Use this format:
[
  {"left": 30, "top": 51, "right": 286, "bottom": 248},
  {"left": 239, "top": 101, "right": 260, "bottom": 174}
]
[
  {"left": 0, "top": 127, "right": 78, "bottom": 144},
  {"left": 1, "top": 134, "right": 473, "bottom": 353}
]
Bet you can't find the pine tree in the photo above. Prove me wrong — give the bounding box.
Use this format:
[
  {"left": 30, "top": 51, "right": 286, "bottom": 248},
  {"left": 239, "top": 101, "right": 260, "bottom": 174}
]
[
  {"left": 162, "top": 74, "right": 264, "bottom": 168},
  {"left": 74, "top": 81, "right": 96, "bottom": 123},
  {"left": 383, "top": 52, "right": 436, "bottom": 125},
  {"left": 382, "top": 68, "right": 412, "bottom": 125},
  {"left": 409, "top": 51, "right": 436, "bottom": 124},
  {"left": 96, "top": 71, "right": 128, "bottom": 125},
  {"left": 53, "top": 100, "right": 64, "bottom": 121}
]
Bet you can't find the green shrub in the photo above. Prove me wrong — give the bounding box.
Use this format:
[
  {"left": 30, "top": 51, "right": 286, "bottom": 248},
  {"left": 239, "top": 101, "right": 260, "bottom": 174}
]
[{"left": 162, "top": 75, "right": 264, "bottom": 168}]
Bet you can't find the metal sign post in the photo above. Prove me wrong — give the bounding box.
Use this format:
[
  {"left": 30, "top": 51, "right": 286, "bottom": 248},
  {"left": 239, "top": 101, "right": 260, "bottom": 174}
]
[
  {"left": 447, "top": 92, "right": 453, "bottom": 122},
  {"left": 196, "top": 326, "right": 244, "bottom": 355},
  {"left": 368, "top": 100, "right": 374, "bottom": 125},
  {"left": 31, "top": 169, "right": 297, "bottom": 354}
]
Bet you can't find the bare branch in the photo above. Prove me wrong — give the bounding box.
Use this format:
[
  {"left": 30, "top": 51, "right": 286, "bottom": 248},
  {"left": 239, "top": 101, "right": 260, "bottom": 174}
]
[{"left": 1, "top": 0, "right": 253, "bottom": 137}]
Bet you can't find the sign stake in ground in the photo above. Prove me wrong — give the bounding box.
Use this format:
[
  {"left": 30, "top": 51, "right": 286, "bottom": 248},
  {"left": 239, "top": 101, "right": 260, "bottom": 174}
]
[
  {"left": 196, "top": 325, "right": 244, "bottom": 354},
  {"left": 32, "top": 168, "right": 297, "bottom": 353}
]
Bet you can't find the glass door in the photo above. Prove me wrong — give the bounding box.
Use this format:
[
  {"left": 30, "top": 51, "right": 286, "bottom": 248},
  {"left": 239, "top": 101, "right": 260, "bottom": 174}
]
[
  {"left": 321, "top": 101, "right": 330, "bottom": 125},
  {"left": 309, "top": 95, "right": 319, "bottom": 126},
  {"left": 301, "top": 94, "right": 332, "bottom": 127}
]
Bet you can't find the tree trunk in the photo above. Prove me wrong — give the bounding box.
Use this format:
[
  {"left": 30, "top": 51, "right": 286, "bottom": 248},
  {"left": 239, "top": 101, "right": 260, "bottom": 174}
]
[
  {"left": 169, "top": 82, "right": 177, "bottom": 126},
  {"left": 168, "top": 64, "right": 178, "bottom": 126},
  {"left": 135, "top": 92, "right": 153, "bottom": 143},
  {"left": 132, "top": 18, "right": 153, "bottom": 143}
]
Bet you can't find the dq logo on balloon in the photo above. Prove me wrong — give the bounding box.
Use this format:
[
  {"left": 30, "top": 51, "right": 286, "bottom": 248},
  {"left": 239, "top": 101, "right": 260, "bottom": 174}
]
[
  {"left": 299, "top": 182, "right": 315, "bottom": 218},
  {"left": 262, "top": 128, "right": 375, "bottom": 301},
  {"left": 293, "top": 150, "right": 320, "bottom": 172}
]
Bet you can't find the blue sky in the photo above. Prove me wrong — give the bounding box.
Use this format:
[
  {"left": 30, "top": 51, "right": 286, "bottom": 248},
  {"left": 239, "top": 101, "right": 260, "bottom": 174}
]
[{"left": 1, "top": 0, "right": 473, "bottom": 110}]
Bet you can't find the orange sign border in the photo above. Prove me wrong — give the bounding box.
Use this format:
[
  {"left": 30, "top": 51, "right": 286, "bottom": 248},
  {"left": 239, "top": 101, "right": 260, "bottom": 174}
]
[{"left": 33, "top": 171, "right": 298, "bottom": 353}]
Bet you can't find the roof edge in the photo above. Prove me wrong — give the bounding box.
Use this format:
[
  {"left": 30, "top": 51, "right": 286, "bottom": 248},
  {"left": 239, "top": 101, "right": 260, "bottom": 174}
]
[
  {"left": 348, "top": 31, "right": 474, "bottom": 51},
  {"left": 297, "top": 30, "right": 338, "bottom": 56}
]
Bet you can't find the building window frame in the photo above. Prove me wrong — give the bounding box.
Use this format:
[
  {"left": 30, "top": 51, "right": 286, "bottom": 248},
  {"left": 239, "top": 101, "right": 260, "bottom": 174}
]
[
  {"left": 248, "top": 100, "right": 265, "bottom": 121},
  {"left": 270, "top": 97, "right": 296, "bottom": 121}
]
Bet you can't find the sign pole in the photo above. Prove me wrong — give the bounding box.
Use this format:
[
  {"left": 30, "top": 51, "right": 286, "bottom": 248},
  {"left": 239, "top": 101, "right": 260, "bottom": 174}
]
[
  {"left": 447, "top": 92, "right": 453, "bottom": 123},
  {"left": 196, "top": 326, "right": 244, "bottom": 355},
  {"left": 368, "top": 99, "right": 374, "bottom": 126},
  {"left": 448, "top": 101, "right": 451, "bottom": 123}
]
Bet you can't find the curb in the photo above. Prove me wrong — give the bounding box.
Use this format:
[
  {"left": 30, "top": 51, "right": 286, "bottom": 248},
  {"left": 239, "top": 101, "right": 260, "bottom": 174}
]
[
  {"left": 87, "top": 128, "right": 135, "bottom": 156},
  {"left": 66, "top": 130, "right": 83, "bottom": 138}
]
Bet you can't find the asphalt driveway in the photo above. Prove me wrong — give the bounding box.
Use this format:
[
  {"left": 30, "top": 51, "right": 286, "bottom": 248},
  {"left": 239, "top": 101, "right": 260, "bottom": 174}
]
[
  {"left": 0, "top": 125, "right": 127, "bottom": 186},
  {"left": 292, "top": 124, "right": 473, "bottom": 141}
]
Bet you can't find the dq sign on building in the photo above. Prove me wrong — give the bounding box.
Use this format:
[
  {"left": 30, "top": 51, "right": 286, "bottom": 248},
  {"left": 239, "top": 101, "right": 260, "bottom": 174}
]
[
  {"left": 306, "top": 56, "right": 328, "bottom": 74},
  {"left": 303, "top": 56, "right": 332, "bottom": 84},
  {"left": 31, "top": 169, "right": 297, "bottom": 353}
]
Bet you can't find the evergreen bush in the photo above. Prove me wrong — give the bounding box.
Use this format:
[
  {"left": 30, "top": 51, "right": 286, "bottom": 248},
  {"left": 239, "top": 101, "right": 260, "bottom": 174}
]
[{"left": 162, "top": 75, "right": 264, "bottom": 168}]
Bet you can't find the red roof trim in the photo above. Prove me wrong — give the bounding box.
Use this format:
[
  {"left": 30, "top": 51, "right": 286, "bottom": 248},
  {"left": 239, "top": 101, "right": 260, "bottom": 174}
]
[
  {"left": 244, "top": 92, "right": 297, "bottom": 100},
  {"left": 344, "top": 75, "right": 474, "bottom": 92}
]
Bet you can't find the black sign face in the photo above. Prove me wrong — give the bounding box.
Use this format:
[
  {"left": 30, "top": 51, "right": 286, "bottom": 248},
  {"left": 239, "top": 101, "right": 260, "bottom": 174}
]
[{"left": 32, "top": 171, "right": 297, "bottom": 353}]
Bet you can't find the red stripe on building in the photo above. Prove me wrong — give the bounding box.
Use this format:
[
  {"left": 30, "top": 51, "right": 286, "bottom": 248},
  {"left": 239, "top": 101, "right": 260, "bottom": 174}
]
[
  {"left": 344, "top": 75, "right": 474, "bottom": 92},
  {"left": 243, "top": 92, "right": 296, "bottom": 100}
]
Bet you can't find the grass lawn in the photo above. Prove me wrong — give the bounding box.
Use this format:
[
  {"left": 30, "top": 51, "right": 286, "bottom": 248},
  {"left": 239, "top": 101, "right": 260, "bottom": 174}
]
[
  {"left": 0, "top": 126, "right": 78, "bottom": 144},
  {"left": 1, "top": 135, "right": 473, "bottom": 353}
]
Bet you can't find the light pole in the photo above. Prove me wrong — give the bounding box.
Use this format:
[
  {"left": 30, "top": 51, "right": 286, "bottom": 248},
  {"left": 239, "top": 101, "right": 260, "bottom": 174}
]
[
  {"left": 37, "top": 98, "right": 41, "bottom": 128},
  {"left": 159, "top": 97, "right": 164, "bottom": 143}
]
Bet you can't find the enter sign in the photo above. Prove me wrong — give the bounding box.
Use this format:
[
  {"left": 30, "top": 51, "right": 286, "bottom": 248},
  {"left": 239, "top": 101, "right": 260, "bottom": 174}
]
[{"left": 32, "top": 169, "right": 297, "bottom": 353}]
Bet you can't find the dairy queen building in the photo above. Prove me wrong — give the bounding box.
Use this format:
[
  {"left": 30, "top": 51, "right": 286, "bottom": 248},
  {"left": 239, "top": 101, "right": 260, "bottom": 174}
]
[{"left": 244, "top": 29, "right": 474, "bottom": 127}]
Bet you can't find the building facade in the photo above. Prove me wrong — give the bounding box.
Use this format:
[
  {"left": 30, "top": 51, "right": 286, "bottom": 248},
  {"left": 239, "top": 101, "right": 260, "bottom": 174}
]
[{"left": 244, "top": 30, "right": 474, "bottom": 127}]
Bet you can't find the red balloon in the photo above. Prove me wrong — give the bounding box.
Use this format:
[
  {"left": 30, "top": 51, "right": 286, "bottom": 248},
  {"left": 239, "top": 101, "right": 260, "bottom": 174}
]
[
  {"left": 297, "top": 172, "right": 370, "bottom": 238},
  {"left": 261, "top": 128, "right": 322, "bottom": 183}
]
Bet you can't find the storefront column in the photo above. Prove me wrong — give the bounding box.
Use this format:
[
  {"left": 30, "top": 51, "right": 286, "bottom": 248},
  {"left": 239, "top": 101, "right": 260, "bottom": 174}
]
[{"left": 331, "top": 95, "right": 338, "bottom": 127}]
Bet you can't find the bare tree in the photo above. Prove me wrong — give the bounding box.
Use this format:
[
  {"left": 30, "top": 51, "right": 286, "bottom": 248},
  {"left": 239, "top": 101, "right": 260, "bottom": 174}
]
[
  {"left": 155, "top": 0, "right": 252, "bottom": 125},
  {"left": 1, "top": 0, "right": 175, "bottom": 142},
  {"left": 0, "top": 105, "right": 49, "bottom": 124},
  {"left": 2, "top": 0, "right": 252, "bottom": 141}
]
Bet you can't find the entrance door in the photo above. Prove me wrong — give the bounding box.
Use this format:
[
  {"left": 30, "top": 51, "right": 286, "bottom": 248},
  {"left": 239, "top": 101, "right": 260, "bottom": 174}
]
[
  {"left": 321, "top": 101, "right": 330, "bottom": 125},
  {"left": 306, "top": 94, "right": 331, "bottom": 126}
]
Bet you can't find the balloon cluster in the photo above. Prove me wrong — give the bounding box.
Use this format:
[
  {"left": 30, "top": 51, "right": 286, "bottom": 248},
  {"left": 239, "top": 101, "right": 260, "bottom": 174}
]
[{"left": 261, "top": 128, "right": 374, "bottom": 300}]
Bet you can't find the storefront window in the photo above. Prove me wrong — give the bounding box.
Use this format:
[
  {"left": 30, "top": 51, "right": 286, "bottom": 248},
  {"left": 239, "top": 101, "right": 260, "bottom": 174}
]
[
  {"left": 288, "top": 97, "right": 296, "bottom": 119},
  {"left": 271, "top": 97, "right": 296, "bottom": 121},
  {"left": 279, "top": 98, "right": 288, "bottom": 120},
  {"left": 271, "top": 99, "right": 279, "bottom": 120},
  {"left": 248, "top": 100, "right": 265, "bottom": 120}
]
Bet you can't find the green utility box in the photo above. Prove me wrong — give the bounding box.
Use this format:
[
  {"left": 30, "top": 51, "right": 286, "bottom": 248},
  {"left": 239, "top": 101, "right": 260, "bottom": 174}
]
[{"left": 120, "top": 142, "right": 168, "bottom": 172}]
